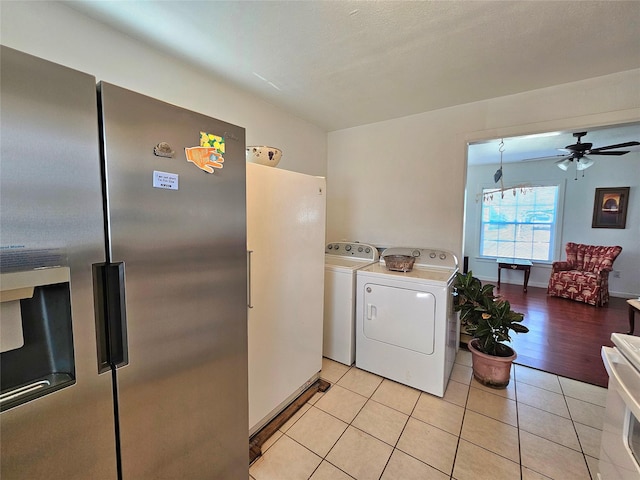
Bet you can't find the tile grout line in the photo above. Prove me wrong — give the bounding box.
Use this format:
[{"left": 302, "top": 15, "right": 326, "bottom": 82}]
[
  {"left": 369, "top": 374, "right": 410, "bottom": 480},
  {"left": 453, "top": 364, "right": 526, "bottom": 478},
  {"left": 513, "top": 365, "right": 525, "bottom": 480},
  {"left": 448, "top": 372, "right": 473, "bottom": 479},
  {"left": 559, "top": 378, "right": 598, "bottom": 480},
  {"left": 312, "top": 364, "right": 364, "bottom": 479}
]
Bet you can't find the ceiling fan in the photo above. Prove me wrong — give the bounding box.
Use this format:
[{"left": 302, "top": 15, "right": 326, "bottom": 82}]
[{"left": 553, "top": 131, "right": 639, "bottom": 172}]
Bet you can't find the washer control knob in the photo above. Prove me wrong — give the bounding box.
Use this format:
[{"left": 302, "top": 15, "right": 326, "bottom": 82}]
[
  {"left": 365, "top": 247, "right": 371, "bottom": 253},
  {"left": 345, "top": 245, "right": 352, "bottom": 251},
  {"left": 358, "top": 247, "right": 364, "bottom": 252},
  {"left": 439, "top": 253, "right": 447, "bottom": 260},
  {"left": 334, "top": 245, "right": 340, "bottom": 250},
  {"left": 429, "top": 252, "right": 437, "bottom": 258},
  {"left": 327, "top": 244, "right": 333, "bottom": 250},
  {"left": 412, "top": 249, "right": 421, "bottom": 257}
]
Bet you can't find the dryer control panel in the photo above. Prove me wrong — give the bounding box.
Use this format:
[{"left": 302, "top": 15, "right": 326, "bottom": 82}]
[
  {"left": 380, "top": 247, "right": 458, "bottom": 270},
  {"left": 325, "top": 242, "right": 379, "bottom": 261}
]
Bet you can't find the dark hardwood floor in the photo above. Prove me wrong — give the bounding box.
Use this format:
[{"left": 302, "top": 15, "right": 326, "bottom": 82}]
[{"left": 488, "top": 282, "right": 630, "bottom": 388}]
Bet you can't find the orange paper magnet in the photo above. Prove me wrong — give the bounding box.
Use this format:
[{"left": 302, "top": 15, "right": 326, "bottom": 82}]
[{"left": 185, "top": 147, "right": 224, "bottom": 173}]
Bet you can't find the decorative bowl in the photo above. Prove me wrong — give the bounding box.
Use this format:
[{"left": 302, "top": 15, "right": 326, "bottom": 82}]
[
  {"left": 246, "top": 146, "right": 282, "bottom": 167},
  {"left": 383, "top": 255, "right": 416, "bottom": 272}
]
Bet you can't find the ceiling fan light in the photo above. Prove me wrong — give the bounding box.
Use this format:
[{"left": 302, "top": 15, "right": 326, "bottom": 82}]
[
  {"left": 556, "top": 158, "right": 571, "bottom": 171},
  {"left": 577, "top": 156, "right": 595, "bottom": 170}
]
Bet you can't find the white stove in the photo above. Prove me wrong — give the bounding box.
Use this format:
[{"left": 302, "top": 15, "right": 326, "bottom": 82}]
[
  {"left": 355, "top": 247, "right": 459, "bottom": 397},
  {"left": 612, "top": 333, "right": 640, "bottom": 372},
  {"left": 599, "top": 333, "right": 640, "bottom": 479}
]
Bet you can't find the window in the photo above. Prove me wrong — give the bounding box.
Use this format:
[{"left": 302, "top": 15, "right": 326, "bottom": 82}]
[{"left": 480, "top": 185, "right": 560, "bottom": 262}]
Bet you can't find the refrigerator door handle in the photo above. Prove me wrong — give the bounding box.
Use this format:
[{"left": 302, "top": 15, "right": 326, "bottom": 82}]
[
  {"left": 92, "top": 262, "right": 129, "bottom": 371},
  {"left": 247, "top": 250, "right": 254, "bottom": 309}
]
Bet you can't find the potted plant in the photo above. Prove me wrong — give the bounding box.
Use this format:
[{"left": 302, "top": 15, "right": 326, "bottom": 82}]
[{"left": 453, "top": 271, "right": 529, "bottom": 388}]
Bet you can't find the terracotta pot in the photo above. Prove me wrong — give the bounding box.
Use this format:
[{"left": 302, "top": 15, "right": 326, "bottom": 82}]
[{"left": 467, "top": 339, "right": 516, "bottom": 388}]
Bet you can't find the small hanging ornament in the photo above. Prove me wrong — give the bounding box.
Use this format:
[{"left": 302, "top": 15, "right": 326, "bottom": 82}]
[{"left": 475, "top": 138, "right": 537, "bottom": 202}]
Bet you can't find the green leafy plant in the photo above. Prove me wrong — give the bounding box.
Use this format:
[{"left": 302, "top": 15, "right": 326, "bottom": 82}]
[{"left": 453, "top": 271, "right": 529, "bottom": 356}]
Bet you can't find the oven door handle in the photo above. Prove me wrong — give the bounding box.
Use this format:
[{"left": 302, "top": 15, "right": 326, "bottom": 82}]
[{"left": 602, "top": 346, "right": 640, "bottom": 419}]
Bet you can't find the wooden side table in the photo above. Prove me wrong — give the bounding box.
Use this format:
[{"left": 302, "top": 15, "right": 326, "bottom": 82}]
[
  {"left": 628, "top": 299, "right": 640, "bottom": 335},
  {"left": 496, "top": 258, "right": 533, "bottom": 292}
]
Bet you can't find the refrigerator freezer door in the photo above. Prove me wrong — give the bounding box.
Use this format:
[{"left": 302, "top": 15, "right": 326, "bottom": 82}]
[
  {"left": 0, "top": 47, "right": 116, "bottom": 479},
  {"left": 247, "top": 163, "right": 327, "bottom": 434},
  {"left": 99, "top": 83, "right": 248, "bottom": 479}
]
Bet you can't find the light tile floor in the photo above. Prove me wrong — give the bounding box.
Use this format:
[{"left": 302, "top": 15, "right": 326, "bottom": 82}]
[{"left": 249, "top": 350, "right": 607, "bottom": 480}]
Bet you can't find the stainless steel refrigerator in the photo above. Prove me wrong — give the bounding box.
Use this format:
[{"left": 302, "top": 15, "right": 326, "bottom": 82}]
[{"left": 0, "top": 46, "right": 248, "bottom": 479}]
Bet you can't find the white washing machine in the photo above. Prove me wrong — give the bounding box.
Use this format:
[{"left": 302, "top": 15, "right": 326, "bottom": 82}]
[
  {"left": 356, "top": 247, "right": 459, "bottom": 397},
  {"left": 324, "top": 242, "right": 379, "bottom": 365}
]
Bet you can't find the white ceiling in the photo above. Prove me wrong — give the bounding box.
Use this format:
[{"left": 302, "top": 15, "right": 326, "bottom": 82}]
[{"left": 64, "top": 1, "right": 640, "bottom": 163}]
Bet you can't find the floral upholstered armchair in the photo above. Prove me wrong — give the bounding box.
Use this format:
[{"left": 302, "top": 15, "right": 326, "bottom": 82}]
[{"left": 547, "top": 242, "right": 622, "bottom": 306}]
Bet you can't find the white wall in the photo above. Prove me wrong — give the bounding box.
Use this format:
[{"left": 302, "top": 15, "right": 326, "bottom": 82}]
[
  {"left": 0, "top": 2, "right": 327, "bottom": 177},
  {"left": 327, "top": 71, "right": 640, "bottom": 278},
  {"left": 464, "top": 154, "right": 640, "bottom": 297}
]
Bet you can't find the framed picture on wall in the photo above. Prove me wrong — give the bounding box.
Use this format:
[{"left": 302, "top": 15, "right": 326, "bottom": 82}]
[{"left": 592, "top": 187, "right": 630, "bottom": 229}]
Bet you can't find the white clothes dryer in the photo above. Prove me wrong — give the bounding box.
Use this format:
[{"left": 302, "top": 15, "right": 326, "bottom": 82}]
[
  {"left": 356, "top": 247, "right": 459, "bottom": 397},
  {"left": 324, "top": 242, "right": 379, "bottom": 365}
]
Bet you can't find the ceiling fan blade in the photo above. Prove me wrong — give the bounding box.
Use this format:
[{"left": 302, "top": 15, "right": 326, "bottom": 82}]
[
  {"left": 587, "top": 150, "right": 629, "bottom": 156},
  {"left": 590, "top": 141, "right": 640, "bottom": 151},
  {"left": 519, "top": 154, "right": 570, "bottom": 163}
]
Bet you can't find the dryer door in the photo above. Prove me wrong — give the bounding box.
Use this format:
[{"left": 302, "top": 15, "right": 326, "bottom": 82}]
[{"left": 362, "top": 283, "right": 435, "bottom": 355}]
